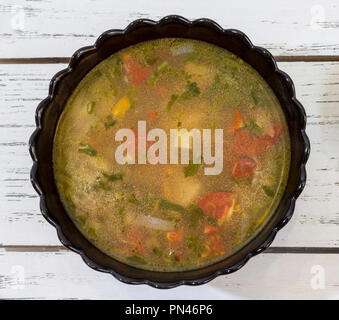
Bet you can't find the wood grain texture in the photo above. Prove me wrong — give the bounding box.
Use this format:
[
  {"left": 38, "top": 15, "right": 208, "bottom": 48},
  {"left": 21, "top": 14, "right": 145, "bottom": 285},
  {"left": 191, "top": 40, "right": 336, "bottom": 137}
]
[
  {"left": 0, "top": 61, "right": 338, "bottom": 247},
  {"left": 1, "top": 0, "right": 339, "bottom": 58},
  {"left": 0, "top": 251, "right": 338, "bottom": 299}
]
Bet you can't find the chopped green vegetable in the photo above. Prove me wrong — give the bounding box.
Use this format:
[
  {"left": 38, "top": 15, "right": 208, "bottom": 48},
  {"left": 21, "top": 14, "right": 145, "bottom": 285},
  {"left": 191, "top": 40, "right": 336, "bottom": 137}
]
[
  {"left": 93, "top": 179, "right": 111, "bottom": 191},
  {"left": 180, "top": 70, "right": 193, "bottom": 81},
  {"left": 87, "top": 101, "right": 96, "bottom": 114},
  {"left": 147, "top": 61, "right": 170, "bottom": 87},
  {"left": 87, "top": 227, "right": 97, "bottom": 239},
  {"left": 206, "top": 216, "right": 217, "bottom": 226},
  {"left": 262, "top": 185, "right": 275, "bottom": 197},
  {"left": 158, "top": 199, "right": 186, "bottom": 214},
  {"left": 104, "top": 114, "right": 117, "bottom": 129},
  {"left": 211, "top": 74, "right": 229, "bottom": 91},
  {"left": 127, "top": 193, "right": 140, "bottom": 205},
  {"left": 93, "top": 171, "right": 124, "bottom": 191},
  {"left": 167, "top": 94, "right": 179, "bottom": 111},
  {"left": 112, "top": 56, "right": 122, "bottom": 78},
  {"left": 183, "top": 161, "right": 201, "bottom": 178},
  {"left": 243, "top": 119, "right": 264, "bottom": 136},
  {"left": 102, "top": 172, "right": 123, "bottom": 182},
  {"left": 180, "top": 81, "right": 200, "bottom": 100},
  {"left": 118, "top": 206, "right": 125, "bottom": 231},
  {"left": 78, "top": 143, "right": 97, "bottom": 156},
  {"left": 93, "top": 70, "right": 103, "bottom": 78},
  {"left": 186, "top": 235, "right": 204, "bottom": 256},
  {"left": 145, "top": 56, "right": 159, "bottom": 66},
  {"left": 230, "top": 176, "right": 240, "bottom": 185},
  {"left": 186, "top": 204, "right": 205, "bottom": 228},
  {"left": 157, "top": 61, "right": 168, "bottom": 71},
  {"left": 152, "top": 247, "right": 163, "bottom": 256},
  {"left": 126, "top": 255, "right": 147, "bottom": 265}
]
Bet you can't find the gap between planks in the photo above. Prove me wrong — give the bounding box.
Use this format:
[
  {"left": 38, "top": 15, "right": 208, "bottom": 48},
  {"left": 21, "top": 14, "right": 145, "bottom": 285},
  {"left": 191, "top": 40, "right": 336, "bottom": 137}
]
[
  {"left": 1, "top": 246, "right": 339, "bottom": 254},
  {"left": 1, "top": 56, "right": 339, "bottom": 64}
]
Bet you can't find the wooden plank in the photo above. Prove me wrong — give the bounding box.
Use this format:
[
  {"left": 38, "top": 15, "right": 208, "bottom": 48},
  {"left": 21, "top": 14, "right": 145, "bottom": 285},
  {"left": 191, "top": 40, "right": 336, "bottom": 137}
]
[
  {"left": 1, "top": 0, "right": 339, "bottom": 58},
  {"left": 0, "top": 251, "right": 338, "bottom": 299},
  {"left": 0, "top": 61, "right": 338, "bottom": 247}
]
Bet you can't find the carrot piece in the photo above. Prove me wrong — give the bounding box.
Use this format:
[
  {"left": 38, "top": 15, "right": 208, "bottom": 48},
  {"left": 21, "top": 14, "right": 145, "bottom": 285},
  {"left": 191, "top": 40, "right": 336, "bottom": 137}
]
[
  {"left": 230, "top": 110, "right": 244, "bottom": 132},
  {"left": 166, "top": 231, "right": 182, "bottom": 243}
]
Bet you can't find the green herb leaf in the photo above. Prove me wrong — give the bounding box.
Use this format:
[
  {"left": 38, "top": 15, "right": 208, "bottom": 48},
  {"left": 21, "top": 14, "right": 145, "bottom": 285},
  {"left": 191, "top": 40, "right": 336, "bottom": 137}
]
[
  {"left": 243, "top": 119, "right": 263, "bottom": 136},
  {"left": 127, "top": 193, "right": 140, "bottom": 205},
  {"left": 147, "top": 61, "right": 170, "bottom": 87},
  {"left": 186, "top": 204, "right": 205, "bottom": 228},
  {"left": 158, "top": 199, "right": 186, "bottom": 214},
  {"left": 152, "top": 247, "right": 163, "bottom": 256},
  {"left": 145, "top": 56, "right": 159, "bottom": 66},
  {"left": 88, "top": 228, "right": 97, "bottom": 239},
  {"left": 78, "top": 143, "right": 97, "bottom": 156},
  {"left": 157, "top": 61, "right": 168, "bottom": 71},
  {"left": 93, "top": 172, "right": 123, "bottom": 191},
  {"left": 167, "top": 94, "right": 179, "bottom": 111},
  {"left": 262, "top": 185, "right": 275, "bottom": 197},
  {"left": 230, "top": 176, "right": 240, "bottom": 185},
  {"left": 118, "top": 206, "right": 125, "bottom": 231},
  {"left": 206, "top": 216, "right": 217, "bottom": 226},
  {"left": 183, "top": 161, "right": 201, "bottom": 178},
  {"left": 180, "top": 81, "right": 200, "bottom": 100},
  {"left": 102, "top": 172, "right": 123, "bottom": 182},
  {"left": 186, "top": 235, "right": 204, "bottom": 256},
  {"left": 104, "top": 114, "right": 117, "bottom": 130},
  {"left": 112, "top": 56, "right": 122, "bottom": 78}
]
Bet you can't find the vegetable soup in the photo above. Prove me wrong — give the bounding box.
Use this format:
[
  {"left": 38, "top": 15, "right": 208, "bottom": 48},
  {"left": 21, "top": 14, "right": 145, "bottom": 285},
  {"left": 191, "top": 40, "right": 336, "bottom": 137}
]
[{"left": 53, "top": 38, "right": 290, "bottom": 271}]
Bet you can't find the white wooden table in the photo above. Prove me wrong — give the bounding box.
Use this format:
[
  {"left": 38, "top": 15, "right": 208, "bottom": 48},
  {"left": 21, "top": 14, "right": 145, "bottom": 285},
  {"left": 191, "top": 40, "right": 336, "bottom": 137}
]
[{"left": 1, "top": 0, "right": 339, "bottom": 300}]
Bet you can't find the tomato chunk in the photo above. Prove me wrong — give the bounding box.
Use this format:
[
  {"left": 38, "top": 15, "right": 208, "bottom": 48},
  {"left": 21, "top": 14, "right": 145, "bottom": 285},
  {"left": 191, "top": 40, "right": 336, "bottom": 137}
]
[
  {"left": 230, "top": 122, "right": 285, "bottom": 156},
  {"left": 123, "top": 54, "right": 153, "bottom": 85},
  {"left": 232, "top": 157, "right": 257, "bottom": 178},
  {"left": 197, "top": 192, "right": 235, "bottom": 220},
  {"left": 202, "top": 234, "right": 226, "bottom": 257}
]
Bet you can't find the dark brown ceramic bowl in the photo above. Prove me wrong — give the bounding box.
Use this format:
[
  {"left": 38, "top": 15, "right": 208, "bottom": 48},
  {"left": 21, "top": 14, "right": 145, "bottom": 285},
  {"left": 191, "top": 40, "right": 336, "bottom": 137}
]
[{"left": 29, "top": 15, "right": 310, "bottom": 288}]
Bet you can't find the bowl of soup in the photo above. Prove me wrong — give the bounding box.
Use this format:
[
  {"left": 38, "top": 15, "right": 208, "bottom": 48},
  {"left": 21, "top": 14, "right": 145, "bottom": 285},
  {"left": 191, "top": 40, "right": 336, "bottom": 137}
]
[{"left": 29, "top": 16, "right": 309, "bottom": 288}]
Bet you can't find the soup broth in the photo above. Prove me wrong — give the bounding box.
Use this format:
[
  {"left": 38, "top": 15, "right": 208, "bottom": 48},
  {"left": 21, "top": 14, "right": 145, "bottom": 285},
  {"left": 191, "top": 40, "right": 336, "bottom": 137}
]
[{"left": 53, "top": 38, "right": 290, "bottom": 271}]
